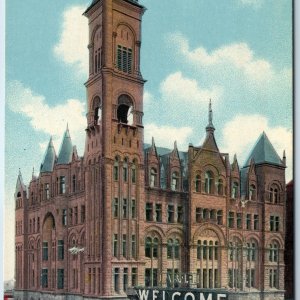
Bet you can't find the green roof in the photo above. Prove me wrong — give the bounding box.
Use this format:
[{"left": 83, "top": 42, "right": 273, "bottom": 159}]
[
  {"left": 57, "top": 128, "right": 73, "bottom": 165},
  {"left": 40, "top": 138, "right": 56, "bottom": 173},
  {"left": 244, "top": 132, "right": 284, "bottom": 167}
]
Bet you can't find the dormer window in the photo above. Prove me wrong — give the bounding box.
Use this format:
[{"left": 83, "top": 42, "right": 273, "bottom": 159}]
[
  {"left": 232, "top": 182, "right": 239, "bottom": 199},
  {"left": 171, "top": 172, "right": 179, "bottom": 191},
  {"left": 150, "top": 168, "right": 157, "bottom": 187},
  {"left": 249, "top": 184, "right": 256, "bottom": 200}
]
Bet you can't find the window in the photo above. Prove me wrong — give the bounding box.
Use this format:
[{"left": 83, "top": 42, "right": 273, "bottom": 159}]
[
  {"left": 131, "top": 164, "right": 136, "bottom": 183},
  {"left": 217, "top": 210, "right": 223, "bottom": 225},
  {"left": 60, "top": 176, "right": 66, "bottom": 194},
  {"left": 249, "top": 184, "right": 256, "bottom": 200},
  {"left": 155, "top": 204, "right": 162, "bottom": 222},
  {"left": 254, "top": 214, "right": 259, "bottom": 230},
  {"left": 114, "top": 268, "right": 120, "bottom": 292},
  {"left": 81, "top": 205, "right": 85, "bottom": 223},
  {"left": 196, "top": 208, "right": 202, "bottom": 223},
  {"left": 131, "top": 199, "right": 136, "bottom": 218},
  {"left": 57, "top": 269, "right": 64, "bottom": 289},
  {"left": 114, "top": 158, "right": 119, "bottom": 181},
  {"left": 246, "top": 269, "right": 255, "bottom": 288},
  {"left": 45, "top": 183, "right": 50, "bottom": 200},
  {"left": 123, "top": 160, "right": 128, "bottom": 182},
  {"left": 146, "top": 203, "right": 153, "bottom": 221},
  {"left": 117, "top": 45, "right": 132, "bottom": 74},
  {"left": 145, "top": 268, "right": 158, "bottom": 287},
  {"left": 72, "top": 175, "right": 76, "bottom": 193},
  {"left": 132, "top": 268, "right": 137, "bottom": 286},
  {"left": 167, "top": 239, "right": 180, "bottom": 259},
  {"left": 37, "top": 217, "right": 40, "bottom": 231},
  {"left": 42, "top": 242, "right": 48, "bottom": 261},
  {"left": 246, "top": 214, "right": 251, "bottom": 230},
  {"left": 247, "top": 242, "right": 256, "bottom": 261},
  {"left": 269, "top": 269, "right": 278, "bottom": 288},
  {"left": 228, "top": 211, "right": 234, "bottom": 228},
  {"left": 203, "top": 208, "right": 209, "bottom": 220},
  {"left": 113, "top": 198, "right": 119, "bottom": 218},
  {"left": 204, "top": 171, "right": 213, "bottom": 194},
  {"left": 41, "top": 269, "right": 48, "bottom": 288},
  {"left": 195, "top": 175, "right": 201, "bottom": 192},
  {"left": 218, "top": 179, "right": 224, "bottom": 195},
  {"left": 113, "top": 234, "right": 118, "bottom": 257},
  {"left": 269, "top": 184, "right": 280, "bottom": 204},
  {"left": 150, "top": 168, "right": 157, "bottom": 187},
  {"left": 232, "top": 182, "right": 238, "bottom": 199},
  {"left": 270, "top": 216, "right": 280, "bottom": 232},
  {"left": 269, "top": 243, "right": 279, "bottom": 262},
  {"left": 58, "top": 240, "right": 64, "bottom": 260},
  {"left": 177, "top": 206, "right": 183, "bottom": 223},
  {"left": 122, "top": 234, "right": 127, "bottom": 257},
  {"left": 145, "top": 237, "right": 159, "bottom": 258},
  {"left": 62, "top": 209, "right": 67, "bottom": 226},
  {"left": 171, "top": 172, "right": 179, "bottom": 191},
  {"left": 168, "top": 205, "right": 175, "bottom": 223},
  {"left": 74, "top": 206, "right": 78, "bottom": 224},
  {"left": 131, "top": 235, "right": 136, "bottom": 258},
  {"left": 123, "top": 199, "right": 128, "bottom": 218},
  {"left": 123, "top": 268, "right": 128, "bottom": 291},
  {"left": 237, "top": 213, "right": 242, "bottom": 229},
  {"left": 69, "top": 208, "right": 73, "bottom": 226},
  {"left": 94, "top": 47, "right": 102, "bottom": 73}
]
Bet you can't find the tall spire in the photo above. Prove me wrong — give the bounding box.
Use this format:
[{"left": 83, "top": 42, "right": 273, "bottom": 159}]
[
  {"left": 40, "top": 137, "right": 57, "bottom": 173},
  {"left": 206, "top": 99, "right": 215, "bottom": 133},
  {"left": 57, "top": 125, "right": 73, "bottom": 165}
]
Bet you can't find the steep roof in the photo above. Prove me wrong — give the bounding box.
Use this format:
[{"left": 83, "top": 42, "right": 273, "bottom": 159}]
[
  {"left": 57, "top": 127, "right": 73, "bottom": 165},
  {"left": 244, "top": 132, "right": 284, "bottom": 167},
  {"left": 40, "top": 137, "right": 57, "bottom": 173},
  {"left": 15, "top": 169, "right": 25, "bottom": 196}
]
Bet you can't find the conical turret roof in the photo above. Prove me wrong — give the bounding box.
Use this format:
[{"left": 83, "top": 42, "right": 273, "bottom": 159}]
[
  {"left": 57, "top": 126, "right": 73, "bottom": 165},
  {"left": 244, "top": 132, "right": 284, "bottom": 167},
  {"left": 40, "top": 137, "right": 57, "bottom": 173}
]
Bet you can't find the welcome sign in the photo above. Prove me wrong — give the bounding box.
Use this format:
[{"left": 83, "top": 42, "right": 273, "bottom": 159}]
[{"left": 128, "top": 288, "right": 228, "bottom": 300}]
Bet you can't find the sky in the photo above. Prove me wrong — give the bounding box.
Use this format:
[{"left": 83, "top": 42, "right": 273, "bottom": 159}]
[{"left": 4, "top": 0, "right": 293, "bottom": 281}]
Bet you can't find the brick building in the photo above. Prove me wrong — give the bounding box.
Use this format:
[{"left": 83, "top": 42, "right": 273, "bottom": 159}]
[{"left": 14, "top": 0, "right": 287, "bottom": 299}]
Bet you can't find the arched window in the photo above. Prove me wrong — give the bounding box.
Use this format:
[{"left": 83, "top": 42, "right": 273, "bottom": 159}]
[
  {"left": 195, "top": 175, "right": 201, "bottom": 192},
  {"left": 167, "top": 239, "right": 180, "bottom": 259},
  {"left": 197, "top": 240, "right": 201, "bottom": 259},
  {"left": 117, "top": 95, "right": 133, "bottom": 125},
  {"left": 123, "top": 158, "right": 128, "bottom": 182},
  {"left": 218, "top": 179, "right": 223, "bottom": 195},
  {"left": 204, "top": 171, "right": 214, "bottom": 194},
  {"left": 249, "top": 184, "right": 256, "bottom": 200},
  {"left": 131, "top": 162, "right": 136, "bottom": 183},
  {"left": 217, "top": 210, "right": 223, "bottom": 225},
  {"left": 72, "top": 175, "right": 76, "bottom": 193},
  {"left": 92, "top": 96, "right": 101, "bottom": 125},
  {"left": 247, "top": 241, "right": 257, "bottom": 261},
  {"left": 145, "top": 237, "right": 159, "bottom": 258},
  {"left": 269, "top": 242, "right": 279, "bottom": 262},
  {"left": 150, "top": 168, "right": 157, "bottom": 187},
  {"left": 113, "top": 157, "right": 119, "bottom": 181},
  {"left": 269, "top": 184, "right": 280, "bottom": 204},
  {"left": 231, "top": 182, "right": 239, "bottom": 199},
  {"left": 171, "top": 172, "right": 179, "bottom": 191}
]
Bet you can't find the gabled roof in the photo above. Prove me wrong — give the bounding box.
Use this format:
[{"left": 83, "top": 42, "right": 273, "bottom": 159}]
[
  {"left": 40, "top": 137, "right": 57, "bottom": 173},
  {"left": 57, "top": 127, "right": 73, "bottom": 165},
  {"left": 244, "top": 132, "right": 284, "bottom": 167}
]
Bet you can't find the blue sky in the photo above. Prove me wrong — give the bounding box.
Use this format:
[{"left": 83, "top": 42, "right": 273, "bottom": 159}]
[{"left": 5, "top": 0, "right": 293, "bottom": 280}]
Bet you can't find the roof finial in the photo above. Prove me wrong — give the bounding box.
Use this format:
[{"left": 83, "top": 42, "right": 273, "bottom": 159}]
[
  {"left": 206, "top": 99, "right": 215, "bottom": 133},
  {"left": 151, "top": 136, "right": 155, "bottom": 147},
  {"left": 174, "top": 140, "right": 178, "bottom": 150}
]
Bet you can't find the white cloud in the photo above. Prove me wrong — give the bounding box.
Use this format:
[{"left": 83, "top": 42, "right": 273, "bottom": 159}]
[
  {"left": 160, "top": 72, "right": 222, "bottom": 105},
  {"left": 220, "top": 114, "right": 293, "bottom": 181},
  {"left": 144, "top": 123, "right": 193, "bottom": 150},
  {"left": 169, "top": 33, "right": 274, "bottom": 83},
  {"left": 6, "top": 80, "right": 86, "bottom": 155},
  {"left": 144, "top": 90, "right": 154, "bottom": 106},
  {"left": 53, "top": 5, "right": 89, "bottom": 75}
]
